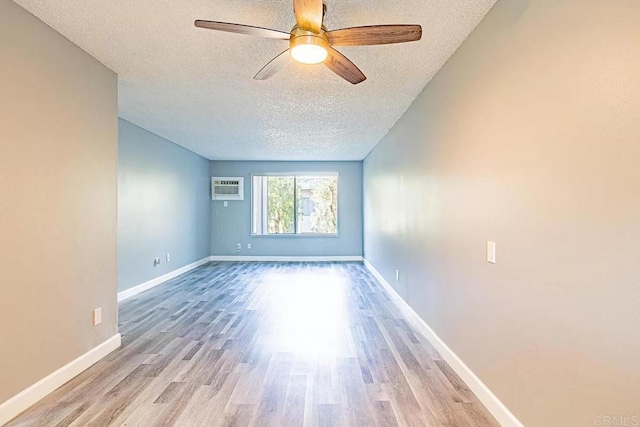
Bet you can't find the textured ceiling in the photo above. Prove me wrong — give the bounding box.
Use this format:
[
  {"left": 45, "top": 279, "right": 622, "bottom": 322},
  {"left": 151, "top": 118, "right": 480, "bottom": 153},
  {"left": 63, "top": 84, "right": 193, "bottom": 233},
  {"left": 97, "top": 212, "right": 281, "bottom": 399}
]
[{"left": 14, "top": 0, "right": 496, "bottom": 160}]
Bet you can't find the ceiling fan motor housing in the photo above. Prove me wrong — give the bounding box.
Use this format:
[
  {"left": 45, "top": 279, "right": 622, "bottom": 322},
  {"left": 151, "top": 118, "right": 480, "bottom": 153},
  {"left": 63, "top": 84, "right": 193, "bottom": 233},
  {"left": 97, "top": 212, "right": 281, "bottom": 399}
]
[{"left": 289, "top": 27, "right": 330, "bottom": 51}]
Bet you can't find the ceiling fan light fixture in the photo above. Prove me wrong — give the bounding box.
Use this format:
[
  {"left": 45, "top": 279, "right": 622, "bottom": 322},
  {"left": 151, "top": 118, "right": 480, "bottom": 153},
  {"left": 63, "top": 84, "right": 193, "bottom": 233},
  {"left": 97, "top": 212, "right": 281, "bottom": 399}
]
[
  {"left": 289, "top": 29, "right": 330, "bottom": 65},
  {"left": 290, "top": 43, "right": 328, "bottom": 64}
]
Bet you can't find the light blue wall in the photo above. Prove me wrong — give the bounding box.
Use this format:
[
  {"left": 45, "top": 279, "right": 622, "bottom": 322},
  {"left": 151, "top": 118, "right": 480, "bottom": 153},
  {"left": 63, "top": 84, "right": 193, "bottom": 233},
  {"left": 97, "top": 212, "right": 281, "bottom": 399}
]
[
  {"left": 210, "top": 161, "right": 363, "bottom": 257},
  {"left": 118, "top": 119, "right": 211, "bottom": 291}
]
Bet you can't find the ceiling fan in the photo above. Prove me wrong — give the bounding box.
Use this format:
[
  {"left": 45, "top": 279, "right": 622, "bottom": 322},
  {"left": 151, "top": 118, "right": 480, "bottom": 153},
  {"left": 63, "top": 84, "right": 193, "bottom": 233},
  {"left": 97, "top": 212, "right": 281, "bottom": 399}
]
[{"left": 195, "top": 0, "right": 422, "bottom": 85}]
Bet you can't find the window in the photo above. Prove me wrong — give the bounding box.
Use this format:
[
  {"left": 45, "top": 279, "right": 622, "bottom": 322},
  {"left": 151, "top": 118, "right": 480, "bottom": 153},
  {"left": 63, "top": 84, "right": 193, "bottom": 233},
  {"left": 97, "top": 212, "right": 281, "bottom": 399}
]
[{"left": 252, "top": 173, "right": 338, "bottom": 235}]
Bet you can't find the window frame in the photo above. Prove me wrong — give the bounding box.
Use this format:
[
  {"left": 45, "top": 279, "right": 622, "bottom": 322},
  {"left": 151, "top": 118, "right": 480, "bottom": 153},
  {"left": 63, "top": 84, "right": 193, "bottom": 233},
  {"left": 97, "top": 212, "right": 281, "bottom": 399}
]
[{"left": 250, "top": 172, "right": 339, "bottom": 237}]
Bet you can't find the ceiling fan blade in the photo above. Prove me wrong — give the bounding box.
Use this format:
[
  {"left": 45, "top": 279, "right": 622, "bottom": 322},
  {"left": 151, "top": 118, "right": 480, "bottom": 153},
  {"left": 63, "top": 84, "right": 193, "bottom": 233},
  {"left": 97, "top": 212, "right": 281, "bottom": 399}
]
[
  {"left": 254, "top": 50, "right": 293, "bottom": 80},
  {"left": 194, "top": 20, "right": 290, "bottom": 40},
  {"left": 327, "top": 25, "right": 422, "bottom": 46},
  {"left": 324, "top": 48, "right": 366, "bottom": 85},
  {"left": 293, "top": 0, "right": 323, "bottom": 33}
]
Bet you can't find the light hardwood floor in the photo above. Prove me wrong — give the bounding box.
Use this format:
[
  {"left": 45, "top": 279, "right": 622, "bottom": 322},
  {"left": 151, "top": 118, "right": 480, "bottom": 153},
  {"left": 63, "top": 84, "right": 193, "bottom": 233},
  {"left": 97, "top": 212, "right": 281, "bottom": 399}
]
[{"left": 8, "top": 262, "right": 498, "bottom": 427}]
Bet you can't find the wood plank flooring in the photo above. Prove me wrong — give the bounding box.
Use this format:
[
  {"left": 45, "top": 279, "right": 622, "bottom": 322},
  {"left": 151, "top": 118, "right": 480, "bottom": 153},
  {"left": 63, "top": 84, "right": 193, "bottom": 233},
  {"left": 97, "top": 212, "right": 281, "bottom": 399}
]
[{"left": 7, "top": 262, "right": 498, "bottom": 427}]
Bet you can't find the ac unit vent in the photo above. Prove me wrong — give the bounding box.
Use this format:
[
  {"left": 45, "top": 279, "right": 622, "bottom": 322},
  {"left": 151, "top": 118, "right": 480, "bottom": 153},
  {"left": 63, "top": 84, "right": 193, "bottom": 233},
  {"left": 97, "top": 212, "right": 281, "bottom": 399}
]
[{"left": 212, "top": 177, "right": 244, "bottom": 201}]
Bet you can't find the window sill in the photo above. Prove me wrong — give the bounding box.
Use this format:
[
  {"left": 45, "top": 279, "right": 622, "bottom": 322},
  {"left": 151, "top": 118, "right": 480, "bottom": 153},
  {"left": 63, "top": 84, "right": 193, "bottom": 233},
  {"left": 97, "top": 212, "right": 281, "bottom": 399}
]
[{"left": 251, "top": 233, "right": 339, "bottom": 238}]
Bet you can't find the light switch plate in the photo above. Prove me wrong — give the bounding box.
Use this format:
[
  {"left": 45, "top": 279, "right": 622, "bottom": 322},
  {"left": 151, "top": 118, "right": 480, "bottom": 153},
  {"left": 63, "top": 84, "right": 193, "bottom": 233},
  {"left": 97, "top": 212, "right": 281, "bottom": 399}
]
[
  {"left": 93, "top": 308, "right": 102, "bottom": 326},
  {"left": 487, "top": 241, "right": 496, "bottom": 264}
]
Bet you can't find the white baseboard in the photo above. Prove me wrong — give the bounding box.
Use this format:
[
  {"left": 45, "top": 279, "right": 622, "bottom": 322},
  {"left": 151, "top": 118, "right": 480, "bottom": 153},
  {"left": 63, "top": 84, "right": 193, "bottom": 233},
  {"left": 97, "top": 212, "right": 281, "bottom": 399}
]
[
  {"left": 118, "top": 257, "right": 211, "bottom": 302},
  {"left": 209, "top": 255, "right": 363, "bottom": 262},
  {"left": 0, "top": 334, "right": 121, "bottom": 426},
  {"left": 363, "top": 259, "right": 523, "bottom": 427}
]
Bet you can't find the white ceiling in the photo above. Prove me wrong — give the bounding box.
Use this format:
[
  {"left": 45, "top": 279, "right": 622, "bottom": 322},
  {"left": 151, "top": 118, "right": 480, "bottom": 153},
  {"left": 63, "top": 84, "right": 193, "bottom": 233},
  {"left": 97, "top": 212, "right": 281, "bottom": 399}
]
[{"left": 14, "top": 0, "right": 496, "bottom": 161}]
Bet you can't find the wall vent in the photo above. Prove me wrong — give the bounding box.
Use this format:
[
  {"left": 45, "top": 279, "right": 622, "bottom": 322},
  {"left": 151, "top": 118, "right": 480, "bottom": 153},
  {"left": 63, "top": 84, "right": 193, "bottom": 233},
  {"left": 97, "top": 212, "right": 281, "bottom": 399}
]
[{"left": 212, "top": 177, "right": 244, "bottom": 201}]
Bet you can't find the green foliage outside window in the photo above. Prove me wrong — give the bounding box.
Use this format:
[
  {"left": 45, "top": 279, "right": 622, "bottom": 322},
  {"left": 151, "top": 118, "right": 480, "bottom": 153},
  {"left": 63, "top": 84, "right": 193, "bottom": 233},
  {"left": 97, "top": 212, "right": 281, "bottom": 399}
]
[
  {"left": 262, "top": 175, "right": 337, "bottom": 235},
  {"left": 267, "top": 176, "right": 295, "bottom": 234}
]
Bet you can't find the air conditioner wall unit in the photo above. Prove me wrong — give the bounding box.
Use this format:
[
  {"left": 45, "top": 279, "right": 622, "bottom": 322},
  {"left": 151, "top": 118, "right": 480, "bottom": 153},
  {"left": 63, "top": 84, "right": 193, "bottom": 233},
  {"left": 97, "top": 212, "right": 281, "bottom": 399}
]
[{"left": 212, "top": 177, "right": 244, "bottom": 201}]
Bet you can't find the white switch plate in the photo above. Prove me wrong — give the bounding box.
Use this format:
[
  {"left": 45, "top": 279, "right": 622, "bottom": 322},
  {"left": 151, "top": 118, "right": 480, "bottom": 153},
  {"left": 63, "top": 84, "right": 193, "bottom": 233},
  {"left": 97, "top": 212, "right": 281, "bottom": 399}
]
[
  {"left": 223, "top": 201, "right": 228, "bottom": 207},
  {"left": 236, "top": 243, "right": 241, "bottom": 251},
  {"left": 93, "top": 308, "right": 102, "bottom": 326},
  {"left": 487, "top": 241, "right": 496, "bottom": 264},
  {"left": 166, "top": 253, "right": 171, "bottom": 262},
  {"left": 247, "top": 243, "right": 252, "bottom": 249},
  {"left": 395, "top": 270, "right": 400, "bottom": 281}
]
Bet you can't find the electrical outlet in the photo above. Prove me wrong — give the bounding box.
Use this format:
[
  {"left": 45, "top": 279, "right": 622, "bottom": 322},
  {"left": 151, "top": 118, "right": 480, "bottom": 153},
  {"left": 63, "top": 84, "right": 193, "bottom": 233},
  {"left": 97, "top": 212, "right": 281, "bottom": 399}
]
[
  {"left": 166, "top": 253, "right": 171, "bottom": 262},
  {"left": 236, "top": 243, "right": 241, "bottom": 252},
  {"left": 154, "top": 257, "right": 161, "bottom": 266},
  {"left": 247, "top": 243, "right": 252, "bottom": 249},
  {"left": 93, "top": 308, "right": 102, "bottom": 326},
  {"left": 223, "top": 201, "right": 228, "bottom": 208}
]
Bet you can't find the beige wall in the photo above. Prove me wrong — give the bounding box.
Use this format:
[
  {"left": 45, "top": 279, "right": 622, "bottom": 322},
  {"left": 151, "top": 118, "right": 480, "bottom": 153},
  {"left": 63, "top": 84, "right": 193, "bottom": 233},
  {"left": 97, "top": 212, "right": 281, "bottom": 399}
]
[
  {"left": 0, "top": 0, "right": 118, "bottom": 404},
  {"left": 363, "top": 0, "right": 640, "bottom": 425}
]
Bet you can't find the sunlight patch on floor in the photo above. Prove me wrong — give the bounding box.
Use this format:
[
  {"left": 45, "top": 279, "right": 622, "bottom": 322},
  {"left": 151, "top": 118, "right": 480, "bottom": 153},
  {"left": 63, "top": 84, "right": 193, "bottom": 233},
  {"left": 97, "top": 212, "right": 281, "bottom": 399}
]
[{"left": 261, "top": 270, "right": 351, "bottom": 359}]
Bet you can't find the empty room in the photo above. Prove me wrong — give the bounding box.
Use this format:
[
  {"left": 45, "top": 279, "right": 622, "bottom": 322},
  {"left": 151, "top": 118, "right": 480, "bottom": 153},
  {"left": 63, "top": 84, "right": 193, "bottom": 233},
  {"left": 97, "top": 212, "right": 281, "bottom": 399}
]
[{"left": 1, "top": 0, "right": 639, "bottom": 425}]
